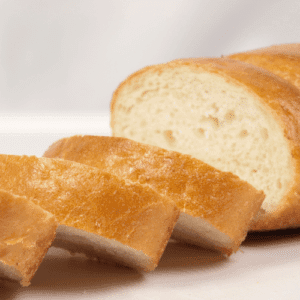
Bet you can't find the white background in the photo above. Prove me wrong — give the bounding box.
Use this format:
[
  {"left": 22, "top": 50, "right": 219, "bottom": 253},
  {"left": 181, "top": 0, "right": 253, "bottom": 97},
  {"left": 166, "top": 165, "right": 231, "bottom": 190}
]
[{"left": 0, "top": 0, "right": 299, "bottom": 113}]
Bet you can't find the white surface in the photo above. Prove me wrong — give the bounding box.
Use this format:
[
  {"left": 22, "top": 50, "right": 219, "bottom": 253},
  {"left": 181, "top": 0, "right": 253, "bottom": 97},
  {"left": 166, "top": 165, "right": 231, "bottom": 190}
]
[
  {"left": 0, "top": 0, "right": 300, "bottom": 113},
  {"left": 1, "top": 114, "right": 300, "bottom": 299}
]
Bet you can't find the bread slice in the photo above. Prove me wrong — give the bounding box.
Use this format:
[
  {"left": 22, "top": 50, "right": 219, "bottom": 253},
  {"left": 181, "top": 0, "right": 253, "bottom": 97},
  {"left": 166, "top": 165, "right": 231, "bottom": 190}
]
[
  {"left": 110, "top": 57, "right": 300, "bottom": 231},
  {"left": 227, "top": 43, "right": 300, "bottom": 90},
  {"left": 0, "top": 189, "right": 58, "bottom": 286},
  {"left": 0, "top": 155, "right": 179, "bottom": 271},
  {"left": 44, "top": 135, "right": 265, "bottom": 255}
]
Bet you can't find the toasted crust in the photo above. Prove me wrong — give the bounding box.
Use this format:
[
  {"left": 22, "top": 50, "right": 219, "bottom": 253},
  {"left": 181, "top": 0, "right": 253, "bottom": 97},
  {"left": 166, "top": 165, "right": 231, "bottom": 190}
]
[
  {"left": 0, "top": 189, "right": 58, "bottom": 286},
  {"left": 44, "top": 135, "right": 265, "bottom": 254},
  {"left": 110, "top": 57, "right": 300, "bottom": 231},
  {"left": 227, "top": 43, "right": 300, "bottom": 90},
  {"left": 0, "top": 155, "right": 180, "bottom": 271}
]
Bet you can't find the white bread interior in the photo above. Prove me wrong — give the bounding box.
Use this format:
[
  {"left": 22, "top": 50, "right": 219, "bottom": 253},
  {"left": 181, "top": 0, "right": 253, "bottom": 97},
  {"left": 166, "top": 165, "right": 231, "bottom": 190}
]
[
  {"left": 53, "top": 225, "right": 152, "bottom": 270},
  {"left": 172, "top": 212, "right": 233, "bottom": 251},
  {"left": 111, "top": 58, "right": 300, "bottom": 230}
]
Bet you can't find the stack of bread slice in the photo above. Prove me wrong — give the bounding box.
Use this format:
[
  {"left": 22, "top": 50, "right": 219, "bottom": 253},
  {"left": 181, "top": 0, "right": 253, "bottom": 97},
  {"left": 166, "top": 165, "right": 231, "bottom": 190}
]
[
  {"left": 0, "top": 154, "right": 180, "bottom": 285},
  {"left": 0, "top": 149, "right": 264, "bottom": 286},
  {"left": 110, "top": 44, "right": 300, "bottom": 231},
  {"left": 43, "top": 135, "right": 265, "bottom": 256}
]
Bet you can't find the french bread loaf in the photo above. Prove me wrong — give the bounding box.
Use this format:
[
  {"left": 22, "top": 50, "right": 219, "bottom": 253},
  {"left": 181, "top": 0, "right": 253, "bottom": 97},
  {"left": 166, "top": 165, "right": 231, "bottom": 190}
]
[
  {"left": 110, "top": 57, "right": 300, "bottom": 231},
  {"left": 0, "top": 189, "right": 58, "bottom": 286},
  {"left": 44, "top": 135, "right": 265, "bottom": 255},
  {"left": 0, "top": 155, "right": 180, "bottom": 271},
  {"left": 227, "top": 43, "right": 300, "bottom": 90}
]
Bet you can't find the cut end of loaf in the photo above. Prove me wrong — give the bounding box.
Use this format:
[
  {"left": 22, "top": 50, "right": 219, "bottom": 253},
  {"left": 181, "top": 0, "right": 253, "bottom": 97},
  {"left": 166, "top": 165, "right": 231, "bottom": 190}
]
[{"left": 111, "top": 60, "right": 294, "bottom": 220}]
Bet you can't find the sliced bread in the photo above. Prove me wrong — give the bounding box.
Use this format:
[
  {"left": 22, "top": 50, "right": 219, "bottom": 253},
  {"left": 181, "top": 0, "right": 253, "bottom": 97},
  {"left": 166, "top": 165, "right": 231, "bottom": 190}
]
[
  {"left": 110, "top": 57, "right": 300, "bottom": 231},
  {"left": 227, "top": 43, "right": 300, "bottom": 90},
  {"left": 0, "top": 155, "right": 180, "bottom": 271},
  {"left": 0, "top": 189, "right": 58, "bottom": 286},
  {"left": 44, "top": 135, "right": 265, "bottom": 255}
]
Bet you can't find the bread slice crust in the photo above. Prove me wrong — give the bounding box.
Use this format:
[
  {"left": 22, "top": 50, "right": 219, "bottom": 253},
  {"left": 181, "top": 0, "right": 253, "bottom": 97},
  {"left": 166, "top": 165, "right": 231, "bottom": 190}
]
[
  {"left": 44, "top": 135, "right": 265, "bottom": 254},
  {"left": 227, "top": 43, "right": 300, "bottom": 91},
  {"left": 0, "top": 155, "right": 180, "bottom": 271},
  {"left": 0, "top": 189, "right": 58, "bottom": 286},
  {"left": 110, "top": 58, "right": 300, "bottom": 231}
]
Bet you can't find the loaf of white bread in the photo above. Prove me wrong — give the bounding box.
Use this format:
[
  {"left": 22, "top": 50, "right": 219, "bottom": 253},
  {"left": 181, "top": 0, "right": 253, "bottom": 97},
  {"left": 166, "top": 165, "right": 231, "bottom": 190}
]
[
  {"left": 0, "top": 189, "right": 58, "bottom": 286},
  {"left": 227, "top": 43, "right": 300, "bottom": 90},
  {"left": 2, "top": 43, "right": 300, "bottom": 287},
  {"left": 110, "top": 56, "right": 300, "bottom": 231},
  {"left": 0, "top": 155, "right": 180, "bottom": 272},
  {"left": 44, "top": 135, "right": 265, "bottom": 255}
]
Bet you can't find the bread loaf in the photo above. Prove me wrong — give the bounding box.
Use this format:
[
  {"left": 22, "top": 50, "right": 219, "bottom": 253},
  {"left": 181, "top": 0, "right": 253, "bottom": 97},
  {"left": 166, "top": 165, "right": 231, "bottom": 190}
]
[
  {"left": 110, "top": 57, "right": 300, "bottom": 231},
  {"left": 227, "top": 43, "right": 300, "bottom": 90},
  {"left": 0, "top": 189, "right": 58, "bottom": 286},
  {"left": 0, "top": 155, "right": 180, "bottom": 271},
  {"left": 44, "top": 135, "right": 265, "bottom": 255}
]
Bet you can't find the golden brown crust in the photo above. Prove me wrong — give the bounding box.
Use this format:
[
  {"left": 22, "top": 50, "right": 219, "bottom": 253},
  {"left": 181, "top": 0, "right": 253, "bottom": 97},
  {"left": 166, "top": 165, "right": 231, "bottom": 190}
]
[
  {"left": 110, "top": 57, "right": 300, "bottom": 231},
  {"left": 227, "top": 43, "right": 300, "bottom": 91},
  {"left": 0, "top": 189, "right": 58, "bottom": 286},
  {"left": 0, "top": 155, "right": 179, "bottom": 271},
  {"left": 44, "top": 135, "right": 265, "bottom": 252},
  {"left": 240, "top": 43, "right": 300, "bottom": 56}
]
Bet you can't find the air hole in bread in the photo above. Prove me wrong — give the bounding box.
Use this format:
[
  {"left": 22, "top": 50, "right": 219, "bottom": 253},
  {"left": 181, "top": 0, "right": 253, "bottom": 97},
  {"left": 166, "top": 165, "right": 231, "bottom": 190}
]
[
  {"left": 211, "top": 103, "right": 219, "bottom": 113},
  {"left": 199, "top": 116, "right": 220, "bottom": 129},
  {"left": 239, "top": 129, "right": 248, "bottom": 138},
  {"left": 224, "top": 110, "right": 236, "bottom": 122},
  {"left": 194, "top": 128, "right": 205, "bottom": 138},
  {"left": 208, "top": 116, "right": 220, "bottom": 129},
  {"left": 164, "top": 130, "right": 176, "bottom": 146}
]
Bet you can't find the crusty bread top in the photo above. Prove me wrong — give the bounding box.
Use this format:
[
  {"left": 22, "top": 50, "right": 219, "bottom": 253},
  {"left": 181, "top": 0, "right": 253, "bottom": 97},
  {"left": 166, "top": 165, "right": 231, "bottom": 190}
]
[
  {"left": 110, "top": 57, "right": 300, "bottom": 231},
  {"left": 237, "top": 43, "right": 300, "bottom": 56},
  {"left": 227, "top": 43, "right": 300, "bottom": 91},
  {"left": 0, "top": 189, "right": 58, "bottom": 286},
  {"left": 44, "top": 135, "right": 265, "bottom": 248},
  {"left": 0, "top": 155, "right": 179, "bottom": 270}
]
